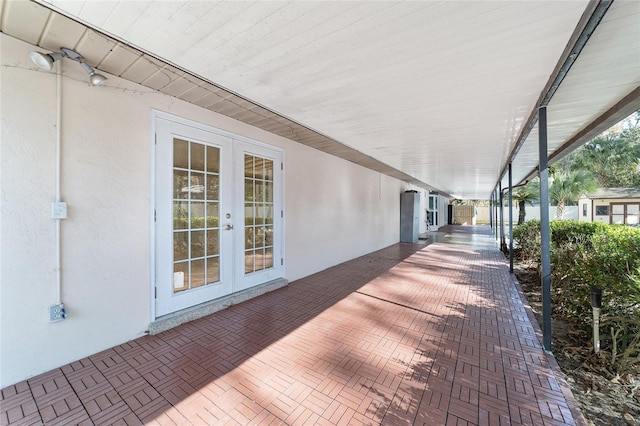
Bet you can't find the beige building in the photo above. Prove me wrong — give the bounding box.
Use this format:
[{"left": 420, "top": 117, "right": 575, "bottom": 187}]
[{"left": 579, "top": 188, "right": 640, "bottom": 225}]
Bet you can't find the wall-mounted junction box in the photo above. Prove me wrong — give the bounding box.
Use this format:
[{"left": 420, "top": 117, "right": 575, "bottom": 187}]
[
  {"left": 51, "top": 202, "right": 67, "bottom": 219},
  {"left": 49, "top": 304, "right": 67, "bottom": 322}
]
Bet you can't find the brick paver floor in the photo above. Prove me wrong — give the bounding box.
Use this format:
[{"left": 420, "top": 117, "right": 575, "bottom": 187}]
[{"left": 1, "top": 225, "right": 585, "bottom": 425}]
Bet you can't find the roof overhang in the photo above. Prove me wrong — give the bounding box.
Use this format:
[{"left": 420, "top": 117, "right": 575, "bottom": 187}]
[{"left": 1, "top": 0, "right": 638, "bottom": 199}]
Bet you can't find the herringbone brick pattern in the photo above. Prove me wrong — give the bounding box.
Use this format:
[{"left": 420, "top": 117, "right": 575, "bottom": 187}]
[{"left": 1, "top": 226, "right": 585, "bottom": 425}]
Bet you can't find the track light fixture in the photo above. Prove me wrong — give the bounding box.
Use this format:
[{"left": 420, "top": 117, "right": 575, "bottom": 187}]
[{"left": 29, "top": 47, "right": 107, "bottom": 86}]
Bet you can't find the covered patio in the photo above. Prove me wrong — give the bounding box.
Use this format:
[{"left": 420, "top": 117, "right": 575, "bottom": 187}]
[{"left": 1, "top": 226, "right": 583, "bottom": 425}]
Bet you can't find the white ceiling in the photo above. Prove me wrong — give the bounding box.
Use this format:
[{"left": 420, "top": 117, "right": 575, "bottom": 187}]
[{"left": 2, "top": 0, "right": 639, "bottom": 199}]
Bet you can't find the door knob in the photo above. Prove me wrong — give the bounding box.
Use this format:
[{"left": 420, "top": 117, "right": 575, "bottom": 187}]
[{"left": 225, "top": 224, "right": 233, "bottom": 230}]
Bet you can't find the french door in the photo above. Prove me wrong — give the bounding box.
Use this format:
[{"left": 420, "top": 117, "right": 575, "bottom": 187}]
[{"left": 154, "top": 115, "right": 283, "bottom": 317}]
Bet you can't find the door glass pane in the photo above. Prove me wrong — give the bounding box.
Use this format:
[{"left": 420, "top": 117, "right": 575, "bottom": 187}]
[
  {"left": 191, "top": 230, "right": 205, "bottom": 258},
  {"left": 191, "top": 143, "right": 205, "bottom": 171},
  {"left": 173, "top": 170, "right": 189, "bottom": 199},
  {"left": 264, "top": 205, "right": 273, "bottom": 224},
  {"left": 612, "top": 215, "right": 625, "bottom": 224},
  {"left": 255, "top": 249, "right": 265, "bottom": 270},
  {"left": 174, "top": 262, "right": 188, "bottom": 293},
  {"left": 612, "top": 204, "right": 624, "bottom": 214},
  {"left": 173, "top": 139, "right": 189, "bottom": 169},
  {"left": 174, "top": 232, "right": 188, "bottom": 261},
  {"left": 627, "top": 204, "right": 639, "bottom": 214},
  {"left": 246, "top": 227, "right": 255, "bottom": 250},
  {"left": 206, "top": 202, "right": 219, "bottom": 228},
  {"left": 191, "top": 201, "right": 205, "bottom": 229},
  {"left": 265, "top": 247, "right": 274, "bottom": 268},
  {"left": 265, "top": 226, "right": 273, "bottom": 246},
  {"left": 207, "top": 146, "right": 219, "bottom": 173},
  {"left": 206, "top": 175, "right": 219, "bottom": 200},
  {"left": 172, "top": 138, "right": 221, "bottom": 293},
  {"left": 245, "top": 204, "right": 254, "bottom": 226},
  {"left": 207, "top": 257, "right": 220, "bottom": 284},
  {"left": 245, "top": 251, "right": 254, "bottom": 274},
  {"left": 191, "top": 259, "right": 205, "bottom": 288},
  {"left": 207, "top": 230, "right": 219, "bottom": 255},
  {"left": 245, "top": 156, "right": 254, "bottom": 178},
  {"left": 243, "top": 154, "right": 275, "bottom": 275},
  {"left": 255, "top": 205, "right": 265, "bottom": 225},
  {"left": 174, "top": 201, "right": 188, "bottom": 229},
  {"left": 190, "top": 173, "right": 205, "bottom": 199}
]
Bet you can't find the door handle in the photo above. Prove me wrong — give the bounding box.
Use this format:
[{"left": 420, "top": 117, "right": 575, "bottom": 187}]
[{"left": 225, "top": 224, "right": 234, "bottom": 230}]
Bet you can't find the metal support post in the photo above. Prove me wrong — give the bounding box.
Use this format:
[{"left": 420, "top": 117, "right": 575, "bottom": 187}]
[
  {"left": 539, "top": 106, "right": 552, "bottom": 352},
  {"left": 494, "top": 186, "right": 500, "bottom": 244},
  {"left": 499, "top": 182, "right": 505, "bottom": 251},
  {"left": 489, "top": 193, "right": 493, "bottom": 230},
  {"left": 508, "top": 163, "right": 514, "bottom": 273}
]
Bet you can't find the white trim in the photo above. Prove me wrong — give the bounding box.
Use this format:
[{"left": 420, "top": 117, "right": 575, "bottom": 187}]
[
  {"left": 152, "top": 110, "right": 284, "bottom": 156},
  {"left": 149, "top": 110, "right": 158, "bottom": 323}
]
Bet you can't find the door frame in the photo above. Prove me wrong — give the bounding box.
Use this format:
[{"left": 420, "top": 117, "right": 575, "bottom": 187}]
[{"left": 150, "top": 110, "right": 285, "bottom": 321}]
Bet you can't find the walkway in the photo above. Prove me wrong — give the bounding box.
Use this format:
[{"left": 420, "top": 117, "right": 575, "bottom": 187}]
[{"left": 1, "top": 226, "right": 584, "bottom": 425}]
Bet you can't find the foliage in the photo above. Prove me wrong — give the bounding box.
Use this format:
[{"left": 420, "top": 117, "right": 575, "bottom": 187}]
[
  {"left": 450, "top": 199, "right": 489, "bottom": 206},
  {"left": 549, "top": 169, "right": 597, "bottom": 220},
  {"left": 568, "top": 132, "right": 640, "bottom": 188},
  {"left": 173, "top": 216, "right": 219, "bottom": 229},
  {"left": 565, "top": 111, "right": 640, "bottom": 188},
  {"left": 512, "top": 179, "right": 539, "bottom": 224},
  {"left": 512, "top": 220, "right": 640, "bottom": 374},
  {"left": 549, "top": 220, "right": 606, "bottom": 247},
  {"left": 601, "top": 315, "right": 640, "bottom": 375},
  {"left": 512, "top": 219, "right": 541, "bottom": 263}
]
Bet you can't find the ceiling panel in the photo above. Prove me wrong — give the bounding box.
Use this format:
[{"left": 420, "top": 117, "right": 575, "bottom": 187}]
[
  {"left": 1, "top": 0, "right": 50, "bottom": 45},
  {"left": 502, "top": 0, "right": 640, "bottom": 191},
  {"left": 39, "top": 9, "right": 85, "bottom": 51},
  {"left": 4, "top": 0, "right": 638, "bottom": 199}
]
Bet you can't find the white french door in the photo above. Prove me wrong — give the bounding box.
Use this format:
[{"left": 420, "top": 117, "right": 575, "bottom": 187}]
[
  {"left": 154, "top": 114, "right": 283, "bottom": 317},
  {"left": 233, "top": 140, "right": 284, "bottom": 292}
]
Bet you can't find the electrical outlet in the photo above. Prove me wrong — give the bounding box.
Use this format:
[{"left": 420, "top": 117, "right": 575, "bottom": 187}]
[{"left": 49, "top": 304, "right": 67, "bottom": 322}]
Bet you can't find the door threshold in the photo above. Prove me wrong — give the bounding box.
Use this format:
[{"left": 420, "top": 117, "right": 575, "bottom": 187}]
[{"left": 149, "top": 278, "right": 288, "bottom": 335}]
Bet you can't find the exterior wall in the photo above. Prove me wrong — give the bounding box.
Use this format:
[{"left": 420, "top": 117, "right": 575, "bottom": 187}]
[
  {"left": 578, "top": 197, "right": 593, "bottom": 222},
  {"left": 579, "top": 197, "right": 640, "bottom": 224},
  {"left": 0, "top": 35, "right": 403, "bottom": 387}
]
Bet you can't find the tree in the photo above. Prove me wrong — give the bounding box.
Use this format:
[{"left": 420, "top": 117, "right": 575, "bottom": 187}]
[
  {"left": 567, "top": 111, "right": 640, "bottom": 187},
  {"left": 512, "top": 179, "right": 539, "bottom": 224},
  {"left": 569, "top": 134, "right": 639, "bottom": 187},
  {"left": 549, "top": 169, "right": 597, "bottom": 220}
]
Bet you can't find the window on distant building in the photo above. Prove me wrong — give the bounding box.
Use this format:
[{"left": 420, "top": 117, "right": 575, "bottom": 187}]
[{"left": 595, "top": 205, "right": 609, "bottom": 216}]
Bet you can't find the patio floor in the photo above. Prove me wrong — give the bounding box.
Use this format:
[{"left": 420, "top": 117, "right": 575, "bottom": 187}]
[{"left": 1, "top": 225, "right": 585, "bottom": 425}]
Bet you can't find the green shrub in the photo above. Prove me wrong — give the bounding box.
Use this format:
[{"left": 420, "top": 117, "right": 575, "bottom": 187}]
[
  {"left": 589, "top": 226, "right": 640, "bottom": 314},
  {"left": 512, "top": 220, "right": 640, "bottom": 374},
  {"left": 512, "top": 220, "right": 541, "bottom": 264},
  {"left": 549, "top": 220, "right": 606, "bottom": 247}
]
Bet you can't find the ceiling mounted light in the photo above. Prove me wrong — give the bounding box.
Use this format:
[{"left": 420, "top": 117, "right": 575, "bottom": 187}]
[
  {"left": 28, "top": 51, "right": 64, "bottom": 71},
  {"left": 78, "top": 61, "right": 107, "bottom": 86},
  {"left": 29, "top": 47, "right": 107, "bottom": 86}
]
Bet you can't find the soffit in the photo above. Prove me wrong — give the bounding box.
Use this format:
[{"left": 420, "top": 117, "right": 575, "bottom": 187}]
[{"left": 2, "top": 1, "right": 638, "bottom": 199}]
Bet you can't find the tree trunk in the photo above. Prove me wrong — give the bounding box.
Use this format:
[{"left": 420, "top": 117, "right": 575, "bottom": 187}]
[
  {"left": 556, "top": 199, "right": 565, "bottom": 220},
  {"left": 518, "top": 200, "right": 526, "bottom": 224}
]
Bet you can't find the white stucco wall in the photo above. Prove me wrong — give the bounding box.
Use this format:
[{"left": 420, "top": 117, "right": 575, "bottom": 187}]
[{"left": 0, "top": 34, "right": 403, "bottom": 387}]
